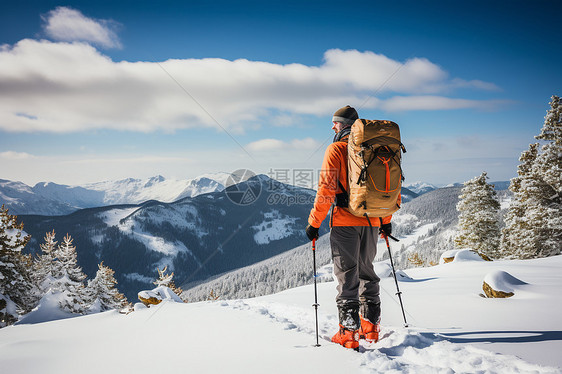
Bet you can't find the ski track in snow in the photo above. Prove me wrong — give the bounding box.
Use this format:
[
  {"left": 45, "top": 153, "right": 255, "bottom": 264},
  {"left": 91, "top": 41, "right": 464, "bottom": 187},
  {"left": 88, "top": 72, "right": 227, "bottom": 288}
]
[{"left": 220, "top": 299, "right": 560, "bottom": 374}]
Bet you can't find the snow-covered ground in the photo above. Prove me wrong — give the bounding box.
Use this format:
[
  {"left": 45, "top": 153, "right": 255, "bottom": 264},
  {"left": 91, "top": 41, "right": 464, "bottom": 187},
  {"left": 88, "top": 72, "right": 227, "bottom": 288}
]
[
  {"left": 1, "top": 255, "right": 561, "bottom": 373},
  {"left": 98, "top": 206, "right": 200, "bottom": 271},
  {"left": 252, "top": 209, "right": 298, "bottom": 245}
]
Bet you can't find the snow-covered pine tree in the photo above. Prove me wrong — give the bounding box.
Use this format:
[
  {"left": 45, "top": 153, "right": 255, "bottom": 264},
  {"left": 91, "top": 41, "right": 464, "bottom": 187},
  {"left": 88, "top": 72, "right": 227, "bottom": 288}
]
[
  {"left": 53, "top": 234, "right": 89, "bottom": 314},
  {"left": 0, "top": 205, "right": 37, "bottom": 326},
  {"left": 33, "top": 230, "right": 58, "bottom": 293},
  {"left": 501, "top": 96, "right": 562, "bottom": 258},
  {"left": 532, "top": 95, "right": 562, "bottom": 255},
  {"left": 500, "top": 144, "right": 539, "bottom": 258},
  {"left": 454, "top": 172, "right": 501, "bottom": 258},
  {"left": 153, "top": 266, "right": 186, "bottom": 301},
  {"left": 85, "top": 262, "right": 128, "bottom": 313}
]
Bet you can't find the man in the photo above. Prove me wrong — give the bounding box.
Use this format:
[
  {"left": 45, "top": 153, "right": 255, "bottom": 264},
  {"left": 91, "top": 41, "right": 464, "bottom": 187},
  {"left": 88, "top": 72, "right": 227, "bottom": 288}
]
[{"left": 305, "top": 105, "right": 394, "bottom": 350}]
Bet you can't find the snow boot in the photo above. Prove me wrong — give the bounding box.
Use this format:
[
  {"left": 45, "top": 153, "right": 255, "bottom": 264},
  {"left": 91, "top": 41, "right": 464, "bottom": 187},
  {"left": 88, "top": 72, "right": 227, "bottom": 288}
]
[
  {"left": 360, "top": 301, "right": 381, "bottom": 342},
  {"left": 359, "top": 316, "right": 380, "bottom": 343},
  {"left": 332, "top": 303, "right": 360, "bottom": 350},
  {"left": 331, "top": 325, "right": 360, "bottom": 350},
  {"left": 338, "top": 303, "right": 360, "bottom": 330}
]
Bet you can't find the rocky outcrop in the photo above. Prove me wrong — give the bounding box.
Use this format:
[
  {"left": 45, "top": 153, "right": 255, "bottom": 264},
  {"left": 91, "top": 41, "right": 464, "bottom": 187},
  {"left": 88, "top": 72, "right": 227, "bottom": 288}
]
[
  {"left": 138, "top": 290, "right": 162, "bottom": 306},
  {"left": 482, "top": 281, "right": 514, "bottom": 298}
]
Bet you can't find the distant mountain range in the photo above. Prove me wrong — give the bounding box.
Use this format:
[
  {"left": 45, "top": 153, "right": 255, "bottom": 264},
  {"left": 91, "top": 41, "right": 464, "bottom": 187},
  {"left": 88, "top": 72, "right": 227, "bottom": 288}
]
[
  {"left": 1, "top": 174, "right": 430, "bottom": 216},
  {"left": 0, "top": 173, "right": 230, "bottom": 215}
]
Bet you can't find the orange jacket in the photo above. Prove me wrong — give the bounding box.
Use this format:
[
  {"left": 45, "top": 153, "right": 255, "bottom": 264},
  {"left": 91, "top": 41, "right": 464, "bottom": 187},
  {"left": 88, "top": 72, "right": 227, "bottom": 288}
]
[{"left": 308, "top": 138, "right": 398, "bottom": 228}]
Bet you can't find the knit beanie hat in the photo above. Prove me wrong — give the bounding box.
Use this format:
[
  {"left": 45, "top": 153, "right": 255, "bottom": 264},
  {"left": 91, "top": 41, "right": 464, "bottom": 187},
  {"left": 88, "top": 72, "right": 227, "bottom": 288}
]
[{"left": 332, "top": 105, "right": 358, "bottom": 126}]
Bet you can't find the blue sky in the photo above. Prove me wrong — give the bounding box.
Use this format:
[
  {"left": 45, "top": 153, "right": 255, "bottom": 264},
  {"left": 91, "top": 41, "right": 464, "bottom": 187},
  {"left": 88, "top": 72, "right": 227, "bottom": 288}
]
[{"left": 0, "top": 0, "right": 560, "bottom": 186}]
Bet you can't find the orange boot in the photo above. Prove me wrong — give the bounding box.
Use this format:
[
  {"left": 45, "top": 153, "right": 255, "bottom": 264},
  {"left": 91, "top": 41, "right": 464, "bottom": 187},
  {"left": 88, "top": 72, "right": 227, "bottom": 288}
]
[
  {"left": 359, "top": 316, "right": 380, "bottom": 343},
  {"left": 331, "top": 325, "right": 360, "bottom": 350}
]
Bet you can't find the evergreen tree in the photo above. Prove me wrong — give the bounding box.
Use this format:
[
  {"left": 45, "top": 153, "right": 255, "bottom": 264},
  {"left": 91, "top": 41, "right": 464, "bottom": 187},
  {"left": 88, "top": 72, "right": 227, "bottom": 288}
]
[
  {"left": 33, "top": 230, "right": 58, "bottom": 293},
  {"left": 532, "top": 95, "right": 562, "bottom": 255},
  {"left": 501, "top": 96, "right": 562, "bottom": 258},
  {"left": 454, "top": 172, "right": 501, "bottom": 258},
  {"left": 52, "top": 234, "right": 89, "bottom": 314},
  {"left": 0, "top": 205, "right": 37, "bottom": 326},
  {"left": 85, "top": 262, "right": 128, "bottom": 313},
  {"left": 501, "top": 144, "right": 539, "bottom": 257}
]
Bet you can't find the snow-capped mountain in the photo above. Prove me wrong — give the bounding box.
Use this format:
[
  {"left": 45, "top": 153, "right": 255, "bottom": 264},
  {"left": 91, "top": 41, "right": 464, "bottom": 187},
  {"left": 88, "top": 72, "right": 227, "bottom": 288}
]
[
  {"left": 1, "top": 173, "right": 230, "bottom": 215},
  {"left": 20, "top": 175, "right": 328, "bottom": 300},
  {"left": 0, "top": 179, "right": 76, "bottom": 216},
  {"left": 403, "top": 181, "right": 438, "bottom": 195},
  {"left": 78, "top": 174, "right": 228, "bottom": 204}
]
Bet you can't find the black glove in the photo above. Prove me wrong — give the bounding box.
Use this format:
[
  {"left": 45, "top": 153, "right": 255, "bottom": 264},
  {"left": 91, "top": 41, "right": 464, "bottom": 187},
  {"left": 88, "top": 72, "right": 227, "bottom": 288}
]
[
  {"left": 379, "top": 222, "right": 392, "bottom": 237},
  {"left": 305, "top": 224, "right": 319, "bottom": 241}
]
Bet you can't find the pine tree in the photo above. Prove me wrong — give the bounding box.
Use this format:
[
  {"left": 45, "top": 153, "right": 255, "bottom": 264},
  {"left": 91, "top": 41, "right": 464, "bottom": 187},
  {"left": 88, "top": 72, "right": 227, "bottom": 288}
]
[
  {"left": 85, "top": 262, "right": 128, "bottom": 313},
  {"left": 532, "top": 95, "right": 562, "bottom": 255},
  {"left": 454, "top": 172, "right": 501, "bottom": 258},
  {"left": 52, "top": 234, "right": 89, "bottom": 314},
  {"left": 501, "top": 96, "right": 562, "bottom": 258},
  {"left": 500, "top": 144, "right": 539, "bottom": 257},
  {"left": 0, "top": 205, "right": 37, "bottom": 326},
  {"left": 33, "top": 230, "right": 58, "bottom": 293}
]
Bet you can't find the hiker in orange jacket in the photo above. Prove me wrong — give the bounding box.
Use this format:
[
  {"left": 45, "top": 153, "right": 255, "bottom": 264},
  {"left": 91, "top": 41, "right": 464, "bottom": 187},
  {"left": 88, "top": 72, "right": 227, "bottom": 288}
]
[{"left": 305, "top": 105, "right": 397, "bottom": 349}]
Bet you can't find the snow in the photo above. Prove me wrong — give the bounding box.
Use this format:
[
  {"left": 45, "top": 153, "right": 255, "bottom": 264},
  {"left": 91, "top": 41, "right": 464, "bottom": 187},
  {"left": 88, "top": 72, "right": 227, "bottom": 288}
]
[
  {"left": 98, "top": 207, "right": 138, "bottom": 227},
  {"left": 439, "top": 249, "right": 486, "bottom": 264},
  {"left": 83, "top": 175, "right": 225, "bottom": 205},
  {"left": 483, "top": 270, "right": 527, "bottom": 294},
  {"left": 252, "top": 210, "right": 298, "bottom": 245},
  {"left": 403, "top": 181, "right": 438, "bottom": 194},
  {"left": 1, "top": 256, "right": 561, "bottom": 373},
  {"left": 99, "top": 207, "right": 195, "bottom": 260},
  {"left": 16, "top": 291, "right": 74, "bottom": 325}
]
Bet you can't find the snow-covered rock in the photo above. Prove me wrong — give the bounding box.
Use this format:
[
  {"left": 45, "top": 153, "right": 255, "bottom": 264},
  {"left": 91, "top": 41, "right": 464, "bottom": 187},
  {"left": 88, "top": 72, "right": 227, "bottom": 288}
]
[
  {"left": 482, "top": 270, "right": 527, "bottom": 298},
  {"left": 439, "top": 249, "right": 487, "bottom": 264},
  {"left": 138, "top": 286, "right": 184, "bottom": 306}
]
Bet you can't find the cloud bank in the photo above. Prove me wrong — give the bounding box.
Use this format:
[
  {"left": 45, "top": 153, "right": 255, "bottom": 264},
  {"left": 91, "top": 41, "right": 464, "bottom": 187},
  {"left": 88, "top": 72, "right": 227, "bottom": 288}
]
[
  {"left": 41, "top": 7, "right": 121, "bottom": 49},
  {"left": 0, "top": 24, "right": 500, "bottom": 134}
]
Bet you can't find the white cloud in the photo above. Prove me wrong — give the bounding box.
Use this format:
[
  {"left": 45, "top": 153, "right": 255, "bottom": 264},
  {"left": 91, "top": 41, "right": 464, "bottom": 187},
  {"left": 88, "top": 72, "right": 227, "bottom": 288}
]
[
  {"left": 0, "top": 151, "right": 35, "bottom": 160},
  {"left": 0, "top": 40, "right": 502, "bottom": 134},
  {"left": 379, "top": 96, "right": 503, "bottom": 111},
  {"left": 246, "top": 138, "right": 321, "bottom": 152},
  {"left": 41, "top": 7, "right": 121, "bottom": 49}
]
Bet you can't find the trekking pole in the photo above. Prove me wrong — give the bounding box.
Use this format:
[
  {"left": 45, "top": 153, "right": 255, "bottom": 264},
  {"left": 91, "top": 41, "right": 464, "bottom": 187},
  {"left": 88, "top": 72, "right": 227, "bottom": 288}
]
[
  {"left": 379, "top": 219, "right": 409, "bottom": 328},
  {"left": 312, "top": 238, "right": 321, "bottom": 347}
]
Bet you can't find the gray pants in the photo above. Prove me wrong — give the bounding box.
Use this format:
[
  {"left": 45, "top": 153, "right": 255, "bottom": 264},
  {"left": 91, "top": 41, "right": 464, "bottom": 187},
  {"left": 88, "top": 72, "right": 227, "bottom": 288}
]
[{"left": 330, "top": 226, "right": 380, "bottom": 307}]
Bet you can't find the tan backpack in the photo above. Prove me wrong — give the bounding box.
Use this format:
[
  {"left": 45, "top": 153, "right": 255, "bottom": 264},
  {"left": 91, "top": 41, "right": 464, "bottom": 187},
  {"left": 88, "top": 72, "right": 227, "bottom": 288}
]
[{"left": 346, "top": 119, "right": 406, "bottom": 218}]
